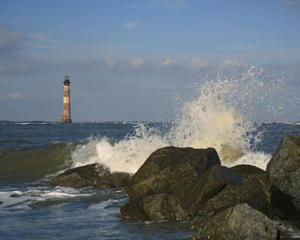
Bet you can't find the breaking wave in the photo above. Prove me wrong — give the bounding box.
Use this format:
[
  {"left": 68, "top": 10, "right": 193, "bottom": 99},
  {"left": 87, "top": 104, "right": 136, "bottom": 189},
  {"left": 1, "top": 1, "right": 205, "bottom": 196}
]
[
  {"left": 0, "top": 143, "right": 75, "bottom": 183},
  {"left": 3, "top": 65, "right": 297, "bottom": 180},
  {"left": 71, "top": 66, "right": 285, "bottom": 173}
]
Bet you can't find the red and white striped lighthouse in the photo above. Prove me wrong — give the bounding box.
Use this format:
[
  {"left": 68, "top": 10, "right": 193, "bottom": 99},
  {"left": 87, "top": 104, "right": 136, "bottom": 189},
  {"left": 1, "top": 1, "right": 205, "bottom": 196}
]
[{"left": 61, "top": 76, "right": 72, "bottom": 123}]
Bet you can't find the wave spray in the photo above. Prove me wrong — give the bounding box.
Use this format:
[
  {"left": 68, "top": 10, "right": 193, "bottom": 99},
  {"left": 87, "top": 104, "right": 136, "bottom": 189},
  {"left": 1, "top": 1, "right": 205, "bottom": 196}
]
[{"left": 71, "top": 65, "right": 296, "bottom": 173}]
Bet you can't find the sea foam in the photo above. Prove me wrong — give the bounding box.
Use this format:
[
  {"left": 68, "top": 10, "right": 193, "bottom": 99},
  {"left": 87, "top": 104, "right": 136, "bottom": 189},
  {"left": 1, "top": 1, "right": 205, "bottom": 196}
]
[
  {"left": 70, "top": 66, "right": 295, "bottom": 173},
  {"left": 0, "top": 187, "right": 92, "bottom": 211}
]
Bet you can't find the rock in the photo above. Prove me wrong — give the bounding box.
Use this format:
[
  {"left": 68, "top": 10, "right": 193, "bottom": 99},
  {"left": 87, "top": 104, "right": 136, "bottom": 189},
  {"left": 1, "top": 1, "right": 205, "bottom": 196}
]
[
  {"left": 231, "top": 164, "right": 265, "bottom": 179},
  {"left": 269, "top": 185, "right": 300, "bottom": 222},
  {"left": 126, "top": 147, "right": 221, "bottom": 202},
  {"left": 120, "top": 200, "right": 149, "bottom": 220},
  {"left": 121, "top": 164, "right": 242, "bottom": 220},
  {"left": 187, "top": 214, "right": 210, "bottom": 230},
  {"left": 51, "top": 164, "right": 131, "bottom": 188},
  {"left": 121, "top": 194, "right": 189, "bottom": 221},
  {"left": 102, "top": 172, "right": 132, "bottom": 188},
  {"left": 188, "top": 164, "right": 242, "bottom": 212},
  {"left": 203, "top": 173, "right": 272, "bottom": 217},
  {"left": 267, "top": 136, "right": 300, "bottom": 218},
  {"left": 121, "top": 146, "right": 241, "bottom": 220},
  {"left": 191, "top": 204, "right": 279, "bottom": 240}
]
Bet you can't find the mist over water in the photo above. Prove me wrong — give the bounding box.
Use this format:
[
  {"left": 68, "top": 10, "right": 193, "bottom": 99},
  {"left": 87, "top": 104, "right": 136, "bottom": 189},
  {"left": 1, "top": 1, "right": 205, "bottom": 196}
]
[{"left": 71, "top": 65, "right": 299, "bottom": 173}]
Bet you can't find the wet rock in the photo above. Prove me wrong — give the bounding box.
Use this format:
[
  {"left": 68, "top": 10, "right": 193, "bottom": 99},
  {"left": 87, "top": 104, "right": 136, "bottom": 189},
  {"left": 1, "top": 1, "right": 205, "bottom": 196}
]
[
  {"left": 120, "top": 200, "right": 149, "bottom": 220},
  {"left": 51, "top": 164, "right": 131, "bottom": 188},
  {"left": 126, "top": 147, "right": 221, "bottom": 202},
  {"left": 121, "top": 194, "right": 189, "bottom": 221},
  {"left": 121, "top": 146, "right": 231, "bottom": 220},
  {"left": 231, "top": 164, "right": 265, "bottom": 179},
  {"left": 269, "top": 185, "right": 300, "bottom": 222},
  {"left": 188, "top": 164, "right": 242, "bottom": 212},
  {"left": 203, "top": 173, "right": 272, "bottom": 217},
  {"left": 121, "top": 164, "right": 242, "bottom": 220},
  {"left": 187, "top": 214, "right": 210, "bottom": 230},
  {"left": 267, "top": 136, "right": 300, "bottom": 219},
  {"left": 191, "top": 204, "right": 279, "bottom": 240}
]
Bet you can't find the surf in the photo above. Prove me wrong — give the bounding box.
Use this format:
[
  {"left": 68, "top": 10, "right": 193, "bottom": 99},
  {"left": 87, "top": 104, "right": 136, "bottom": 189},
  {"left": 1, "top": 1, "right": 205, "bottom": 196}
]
[
  {"left": 0, "top": 142, "right": 75, "bottom": 183},
  {"left": 70, "top": 66, "right": 278, "bottom": 173}
]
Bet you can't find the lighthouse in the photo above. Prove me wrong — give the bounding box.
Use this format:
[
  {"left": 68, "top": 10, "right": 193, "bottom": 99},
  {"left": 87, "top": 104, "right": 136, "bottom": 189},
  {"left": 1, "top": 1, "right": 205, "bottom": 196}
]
[{"left": 61, "top": 76, "right": 72, "bottom": 123}]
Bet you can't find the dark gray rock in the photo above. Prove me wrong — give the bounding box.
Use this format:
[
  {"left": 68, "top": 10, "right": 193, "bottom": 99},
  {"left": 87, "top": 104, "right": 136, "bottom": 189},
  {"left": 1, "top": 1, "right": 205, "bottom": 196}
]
[
  {"left": 121, "top": 194, "right": 189, "bottom": 221},
  {"left": 51, "top": 164, "right": 131, "bottom": 189},
  {"left": 267, "top": 136, "right": 300, "bottom": 216},
  {"left": 269, "top": 185, "right": 300, "bottom": 222},
  {"left": 203, "top": 173, "right": 272, "bottom": 217},
  {"left": 231, "top": 164, "right": 265, "bottom": 179},
  {"left": 126, "top": 147, "right": 221, "bottom": 202},
  {"left": 187, "top": 214, "right": 210, "bottom": 230},
  {"left": 188, "top": 164, "right": 242, "bottom": 212},
  {"left": 120, "top": 200, "right": 149, "bottom": 220},
  {"left": 191, "top": 204, "right": 279, "bottom": 240},
  {"left": 121, "top": 147, "right": 243, "bottom": 220}
]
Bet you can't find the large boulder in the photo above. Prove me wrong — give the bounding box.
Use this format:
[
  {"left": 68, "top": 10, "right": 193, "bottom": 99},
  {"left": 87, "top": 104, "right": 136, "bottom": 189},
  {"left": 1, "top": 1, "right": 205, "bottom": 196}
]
[
  {"left": 203, "top": 173, "right": 272, "bottom": 217},
  {"left": 126, "top": 147, "right": 221, "bottom": 201},
  {"left": 231, "top": 164, "right": 265, "bottom": 179},
  {"left": 188, "top": 164, "right": 242, "bottom": 212},
  {"left": 122, "top": 165, "right": 242, "bottom": 221},
  {"left": 121, "top": 147, "right": 243, "bottom": 220},
  {"left": 267, "top": 136, "right": 300, "bottom": 220},
  {"left": 191, "top": 204, "right": 279, "bottom": 240},
  {"left": 51, "top": 164, "right": 131, "bottom": 188},
  {"left": 121, "top": 193, "right": 189, "bottom": 221}
]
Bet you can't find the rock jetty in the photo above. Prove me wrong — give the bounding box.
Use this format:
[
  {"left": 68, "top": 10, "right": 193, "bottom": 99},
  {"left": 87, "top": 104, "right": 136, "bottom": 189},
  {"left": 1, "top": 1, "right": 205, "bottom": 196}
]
[
  {"left": 121, "top": 146, "right": 233, "bottom": 220},
  {"left": 120, "top": 136, "right": 300, "bottom": 239},
  {"left": 191, "top": 204, "right": 279, "bottom": 240},
  {"left": 267, "top": 136, "right": 300, "bottom": 222},
  {"left": 51, "top": 163, "right": 131, "bottom": 189},
  {"left": 51, "top": 135, "right": 300, "bottom": 239}
]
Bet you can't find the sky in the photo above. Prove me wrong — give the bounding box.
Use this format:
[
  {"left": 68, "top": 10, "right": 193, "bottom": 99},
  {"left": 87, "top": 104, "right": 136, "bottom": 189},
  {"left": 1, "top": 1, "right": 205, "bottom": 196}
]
[{"left": 0, "top": 0, "right": 300, "bottom": 121}]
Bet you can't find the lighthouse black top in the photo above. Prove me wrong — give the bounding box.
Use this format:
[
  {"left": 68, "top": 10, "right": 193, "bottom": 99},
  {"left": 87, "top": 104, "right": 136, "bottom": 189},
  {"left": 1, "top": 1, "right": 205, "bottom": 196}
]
[{"left": 63, "top": 76, "right": 70, "bottom": 86}]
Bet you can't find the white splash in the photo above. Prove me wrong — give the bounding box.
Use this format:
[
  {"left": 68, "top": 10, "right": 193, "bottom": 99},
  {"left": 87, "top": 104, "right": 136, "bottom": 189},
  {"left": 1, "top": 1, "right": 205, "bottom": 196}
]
[
  {"left": 71, "top": 127, "right": 169, "bottom": 174},
  {"left": 70, "top": 66, "right": 291, "bottom": 173},
  {"left": 0, "top": 187, "right": 92, "bottom": 211}
]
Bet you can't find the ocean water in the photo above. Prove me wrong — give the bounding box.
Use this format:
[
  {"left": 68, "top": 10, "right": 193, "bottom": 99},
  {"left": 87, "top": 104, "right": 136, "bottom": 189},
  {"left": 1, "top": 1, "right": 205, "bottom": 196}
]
[
  {"left": 1, "top": 121, "right": 300, "bottom": 240},
  {"left": 1, "top": 66, "right": 300, "bottom": 239}
]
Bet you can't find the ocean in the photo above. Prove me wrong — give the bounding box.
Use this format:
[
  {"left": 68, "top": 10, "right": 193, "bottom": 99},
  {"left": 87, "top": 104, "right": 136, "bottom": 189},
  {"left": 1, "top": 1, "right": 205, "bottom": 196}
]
[
  {"left": 1, "top": 121, "right": 300, "bottom": 239},
  {"left": 1, "top": 67, "right": 300, "bottom": 239}
]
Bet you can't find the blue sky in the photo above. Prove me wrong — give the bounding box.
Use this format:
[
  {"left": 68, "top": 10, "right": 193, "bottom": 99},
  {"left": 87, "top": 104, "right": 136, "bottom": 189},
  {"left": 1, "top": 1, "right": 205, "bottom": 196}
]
[{"left": 0, "top": 0, "right": 300, "bottom": 121}]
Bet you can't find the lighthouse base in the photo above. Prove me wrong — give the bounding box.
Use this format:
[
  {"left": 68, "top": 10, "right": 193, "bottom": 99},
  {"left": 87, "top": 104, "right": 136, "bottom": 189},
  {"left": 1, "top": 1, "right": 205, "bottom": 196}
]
[{"left": 61, "top": 119, "right": 72, "bottom": 124}]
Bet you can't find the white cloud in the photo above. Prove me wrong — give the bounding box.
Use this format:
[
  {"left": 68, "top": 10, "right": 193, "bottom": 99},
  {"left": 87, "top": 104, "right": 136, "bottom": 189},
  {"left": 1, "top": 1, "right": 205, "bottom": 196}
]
[
  {"left": 27, "top": 34, "right": 49, "bottom": 41},
  {"left": 122, "top": 22, "right": 137, "bottom": 29},
  {"left": 23, "top": 42, "right": 63, "bottom": 50},
  {"left": 279, "top": 0, "right": 300, "bottom": 7},
  {"left": 24, "top": 33, "right": 63, "bottom": 50},
  {"left": 129, "top": 57, "right": 144, "bottom": 67},
  {"left": 164, "top": 0, "right": 188, "bottom": 9},
  {"left": 4, "top": 93, "right": 28, "bottom": 100},
  {"left": 105, "top": 58, "right": 117, "bottom": 67},
  {"left": 189, "top": 58, "right": 210, "bottom": 71},
  {"left": 162, "top": 58, "right": 173, "bottom": 67},
  {"left": 183, "top": 32, "right": 195, "bottom": 38},
  {"left": 219, "top": 59, "right": 247, "bottom": 69},
  {"left": 162, "top": 58, "right": 179, "bottom": 67},
  {"left": 82, "top": 56, "right": 97, "bottom": 68},
  {"left": 222, "top": 44, "right": 258, "bottom": 52},
  {"left": 0, "top": 28, "right": 23, "bottom": 55},
  {"left": 119, "top": 0, "right": 188, "bottom": 10}
]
